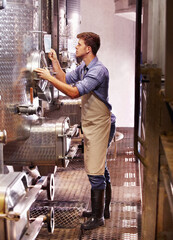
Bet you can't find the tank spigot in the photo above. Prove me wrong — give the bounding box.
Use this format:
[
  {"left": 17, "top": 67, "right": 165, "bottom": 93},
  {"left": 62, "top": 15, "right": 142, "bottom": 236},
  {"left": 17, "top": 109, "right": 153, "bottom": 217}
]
[{"left": 17, "top": 105, "right": 42, "bottom": 116}]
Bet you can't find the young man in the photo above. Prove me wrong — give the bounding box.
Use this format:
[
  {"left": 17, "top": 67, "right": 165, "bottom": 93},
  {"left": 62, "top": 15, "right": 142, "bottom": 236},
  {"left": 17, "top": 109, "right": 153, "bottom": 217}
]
[{"left": 35, "top": 32, "right": 116, "bottom": 230}]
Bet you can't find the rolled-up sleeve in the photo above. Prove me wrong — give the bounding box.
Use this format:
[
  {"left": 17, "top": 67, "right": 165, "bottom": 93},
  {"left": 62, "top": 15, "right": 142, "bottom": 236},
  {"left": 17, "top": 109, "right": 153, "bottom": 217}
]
[
  {"left": 65, "top": 58, "right": 112, "bottom": 111},
  {"left": 66, "top": 68, "right": 79, "bottom": 85},
  {"left": 75, "top": 67, "right": 106, "bottom": 96}
]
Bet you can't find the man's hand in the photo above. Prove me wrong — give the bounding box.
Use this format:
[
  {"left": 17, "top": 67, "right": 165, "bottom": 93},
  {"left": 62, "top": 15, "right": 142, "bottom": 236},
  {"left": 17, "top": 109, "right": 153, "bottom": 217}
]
[
  {"left": 34, "top": 68, "right": 51, "bottom": 81},
  {"left": 48, "top": 49, "right": 58, "bottom": 61}
]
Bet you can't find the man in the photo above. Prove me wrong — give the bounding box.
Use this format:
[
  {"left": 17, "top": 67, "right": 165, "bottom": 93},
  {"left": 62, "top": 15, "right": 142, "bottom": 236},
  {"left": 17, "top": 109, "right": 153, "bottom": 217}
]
[{"left": 35, "top": 32, "right": 116, "bottom": 230}]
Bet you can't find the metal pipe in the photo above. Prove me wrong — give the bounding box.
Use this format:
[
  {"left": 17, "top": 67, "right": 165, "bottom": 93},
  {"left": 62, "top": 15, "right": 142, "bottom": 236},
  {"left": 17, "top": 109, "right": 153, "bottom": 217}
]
[
  {"left": 66, "top": 0, "right": 68, "bottom": 26},
  {"left": 51, "top": 0, "right": 59, "bottom": 56},
  {"left": 134, "top": 0, "right": 143, "bottom": 163},
  {"left": 16, "top": 105, "right": 42, "bottom": 116},
  {"left": 0, "top": 130, "right": 7, "bottom": 173},
  {"left": 38, "top": 0, "right": 43, "bottom": 51},
  {"left": 0, "top": 143, "right": 4, "bottom": 173}
]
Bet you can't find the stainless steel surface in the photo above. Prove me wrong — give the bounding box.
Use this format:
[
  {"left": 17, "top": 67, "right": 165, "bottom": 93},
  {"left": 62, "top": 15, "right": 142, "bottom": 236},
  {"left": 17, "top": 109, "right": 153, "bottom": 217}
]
[
  {"left": 13, "top": 176, "right": 47, "bottom": 216},
  {"left": 0, "top": 1, "right": 80, "bottom": 168},
  {"left": 0, "top": 172, "right": 28, "bottom": 240},
  {"left": 0, "top": 172, "right": 27, "bottom": 211},
  {"left": 22, "top": 207, "right": 54, "bottom": 240},
  {"left": 0, "top": 0, "right": 40, "bottom": 143},
  {"left": 59, "top": 0, "right": 80, "bottom": 61},
  {"left": 0, "top": 0, "right": 7, "bottom": 9},
  {"left": 0, "top": 130, "right": 7, "bottom": 173},
  {"left": 44, "top": 98, "right": 81, "bottom": 126},
  {"left": 4, "top": 117, "right": 71, "bottom": 166},
  {"left": 0, "top": 143, "right": 4, "bottom": 173},
  {"left": 0, "top": 172, "right": 55, "bottom": 240},
  {"left": 16, "top": 105, "right": 42, "bottom": 116},
  {"left": 21, "top": 216, "right": 45, "bottom": 240}
]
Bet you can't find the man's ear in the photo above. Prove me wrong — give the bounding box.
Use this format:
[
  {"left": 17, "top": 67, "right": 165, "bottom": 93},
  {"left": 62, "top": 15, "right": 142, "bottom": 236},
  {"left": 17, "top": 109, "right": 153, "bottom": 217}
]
[{"left": 87, "top": 46, "right": 92, "bottom": 54}]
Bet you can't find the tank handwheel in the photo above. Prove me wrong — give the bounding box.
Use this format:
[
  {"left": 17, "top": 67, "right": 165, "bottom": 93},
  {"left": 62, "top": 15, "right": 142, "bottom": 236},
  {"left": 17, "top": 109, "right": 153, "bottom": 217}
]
[
  {"left": 26, "top": 50, "right": 52, "bottom": 103},
  {"left": 47, "top": 173, "right": 55, "bottom": 201},
  {"left": 47, "top": 207, "right": 55, "bottom": 233}
]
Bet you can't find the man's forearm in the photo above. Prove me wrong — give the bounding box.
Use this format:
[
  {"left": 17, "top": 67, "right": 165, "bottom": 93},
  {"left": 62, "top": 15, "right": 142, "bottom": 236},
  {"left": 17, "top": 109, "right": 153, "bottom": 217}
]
[
  {"left": 51, "top": 59, "right": 66, "bottom": 83},
  {"left": 48, "top": 75, "right": 80, "bottom": 99}
]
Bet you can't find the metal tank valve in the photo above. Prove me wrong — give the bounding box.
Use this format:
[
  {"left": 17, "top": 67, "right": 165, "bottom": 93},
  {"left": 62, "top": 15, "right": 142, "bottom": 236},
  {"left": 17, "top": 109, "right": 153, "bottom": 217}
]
[{"left": 16, "top": 105, "right": 42, "bottom": 116}]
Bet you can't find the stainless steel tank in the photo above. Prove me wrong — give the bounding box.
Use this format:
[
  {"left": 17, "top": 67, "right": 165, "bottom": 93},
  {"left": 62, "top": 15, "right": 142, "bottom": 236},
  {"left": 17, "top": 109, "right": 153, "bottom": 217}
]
[
  {"left": 4, "top": 117, "right": 72, "bottom": 166},
  {"left": 0, "top": 0, "right": 40, "bottom": 143},
  {"left": 0, "top": 0, "right": 79, "bottom": 171}
]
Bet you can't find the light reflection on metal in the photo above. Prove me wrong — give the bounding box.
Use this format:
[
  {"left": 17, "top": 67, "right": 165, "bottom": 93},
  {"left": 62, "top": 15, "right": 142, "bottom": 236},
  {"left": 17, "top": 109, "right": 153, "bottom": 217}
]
[
  {"left": 122, "top": 205, "right": 137, "bottom": 212},
  {"left": 124, "top": 173, "right": 136, "bottom": 178},
  {"left": 125, "top": 157, "right": 136, "bottom": 162},
  {"left": 171, "top": 182, "right": 173, "bottom": 196},
  {"left": 124, "top": 182, "right": 136, "bottom": 187},
  {"left": 0, "top": 130, "right": 7, "bottom": 144},
  {"left": 122, "top": 233, "right": 138, "bottom": 240},
  {"left": 122, "top": 219, "right": 137, "bottom": 228},
  {"left": 58, "top": 98, "right": 81, "bottom": 106}
]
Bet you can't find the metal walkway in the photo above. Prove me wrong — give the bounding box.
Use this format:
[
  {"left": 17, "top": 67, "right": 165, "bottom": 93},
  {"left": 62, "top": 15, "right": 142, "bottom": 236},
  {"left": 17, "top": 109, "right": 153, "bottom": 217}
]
[{"left": 34, "top": 127, "right": 142, "bottom": 240}]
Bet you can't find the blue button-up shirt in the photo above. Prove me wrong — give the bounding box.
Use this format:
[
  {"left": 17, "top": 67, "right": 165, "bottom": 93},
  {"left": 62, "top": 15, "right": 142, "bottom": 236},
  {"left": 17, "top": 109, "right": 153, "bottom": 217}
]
[{"left": 66, "top": 56, "right": 113, "bottom": 112}]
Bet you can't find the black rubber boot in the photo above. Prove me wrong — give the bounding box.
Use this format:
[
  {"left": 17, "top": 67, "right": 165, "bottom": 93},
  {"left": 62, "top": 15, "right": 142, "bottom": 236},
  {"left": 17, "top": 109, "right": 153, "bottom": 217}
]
[
  {"left": 82, "top": 189, "right": 93, "bottom": 218},
  {"left": 82, "top": 210, "right": 92, "bottom": 218},
  {"left": 83, "top": 182, "right": 112, "bottom": 219},
  {"left": 104, "top": 182, "right": 111, "bottom": 219},
  {"left": 81, "top": 189, "right": 105, "bottom": 230}
]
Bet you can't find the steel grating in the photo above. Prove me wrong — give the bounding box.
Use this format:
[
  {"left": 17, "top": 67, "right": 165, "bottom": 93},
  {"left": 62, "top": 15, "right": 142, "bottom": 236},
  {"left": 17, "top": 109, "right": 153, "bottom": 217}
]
[
  {"left": 35, "top": 127, "right": 142, "bottom": 240},
  {"left": 30, "top": 201, "right": 85, "bottom": 228}
]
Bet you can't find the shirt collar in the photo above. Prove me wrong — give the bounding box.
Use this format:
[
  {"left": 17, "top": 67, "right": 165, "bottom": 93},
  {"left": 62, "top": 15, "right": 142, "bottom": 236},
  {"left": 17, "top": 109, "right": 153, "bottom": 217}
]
[
  {"left": 82, "top": 56, "right": 98, "bottom": 71},
  {"left": 87, "top": 56, "right": 98, "bottom": 70}
]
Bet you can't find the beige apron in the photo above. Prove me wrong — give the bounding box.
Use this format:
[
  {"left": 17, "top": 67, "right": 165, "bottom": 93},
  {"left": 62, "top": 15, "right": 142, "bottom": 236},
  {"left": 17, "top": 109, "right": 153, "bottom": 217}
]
[{"left": 81, "top": 92, "right": 111, "bottom": 175}]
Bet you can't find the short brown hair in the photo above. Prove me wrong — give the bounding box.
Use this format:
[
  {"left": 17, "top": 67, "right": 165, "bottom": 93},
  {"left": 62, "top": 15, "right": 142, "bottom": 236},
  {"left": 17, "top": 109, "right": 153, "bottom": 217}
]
[{"left": 77, "top": 32, "right": 100, "bottom": 55}]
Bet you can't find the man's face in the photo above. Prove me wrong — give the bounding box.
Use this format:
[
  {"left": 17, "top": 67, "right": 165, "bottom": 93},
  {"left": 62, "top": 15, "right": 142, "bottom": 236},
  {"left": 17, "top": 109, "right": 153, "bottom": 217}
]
[{"left": 75, "top": 39, "right": 89, "bottom": 58}]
